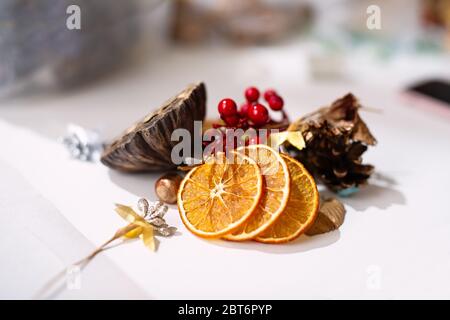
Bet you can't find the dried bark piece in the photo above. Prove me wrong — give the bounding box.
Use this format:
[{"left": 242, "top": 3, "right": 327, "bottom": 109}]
[
  {"left": 305, "top": 198, "right": 346, "bottom": 236},
  {"left": 101, "top": 82, "right": 206, "bottom": 172}
]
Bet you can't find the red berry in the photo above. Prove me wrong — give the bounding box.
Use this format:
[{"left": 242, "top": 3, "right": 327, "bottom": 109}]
[
  {"left": 245, "top": 87, "right": 260, "bottom": 102},
  {"left": 263, "top": 89, "right": 277, "bottom": 102},
  {"left": 268, "top": 95, "right": 284, "bottom": 111},
  {"left": 247, "top": 103, "right": 269, "bottom": 126},
  {"left": 218, "top": 98, "right": 237, "bottom": 117},
  {"left": 223, "top": 115, "right": 240, "bottom": 127},
  {"left": 239, "top": 102, "right": 251, "bottom": 117}
]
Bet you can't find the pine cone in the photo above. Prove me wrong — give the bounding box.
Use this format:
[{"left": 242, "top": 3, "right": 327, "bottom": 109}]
[{"left": 288, "top": 93, "right": 377, "bottom": 192}]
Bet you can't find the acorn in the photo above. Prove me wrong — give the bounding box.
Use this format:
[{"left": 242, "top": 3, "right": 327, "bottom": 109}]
[{"left": 155, "top": 173, "right": 183, "bottom": 204}]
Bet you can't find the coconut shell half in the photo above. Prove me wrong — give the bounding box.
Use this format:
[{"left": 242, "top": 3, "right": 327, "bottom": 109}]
[{"left": 101, "top": 82, "right": 206, "bottom": 172}]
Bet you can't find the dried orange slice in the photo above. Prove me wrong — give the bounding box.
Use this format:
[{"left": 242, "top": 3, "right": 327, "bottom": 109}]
[
  {"left": 255, "top": 154, "right": 319, "bottom": 243},
  {"left": 223, "top": 145, "right": 290, "bottom": 241},
  {"left": 177, "top": 152, "right": 263, "bottom": 238}
]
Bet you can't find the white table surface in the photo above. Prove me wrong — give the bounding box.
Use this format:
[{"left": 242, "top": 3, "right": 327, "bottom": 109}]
[{"left": 1, "top": 44, "right": 450, "bottom": 299}]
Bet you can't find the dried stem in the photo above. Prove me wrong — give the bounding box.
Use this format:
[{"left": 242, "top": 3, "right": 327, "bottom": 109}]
[
  {"left": 361, "top": 106, "right": 383, "bottom": 114},
  {"left": 34, "top": 224, "right": 138, "bottom": 299}
]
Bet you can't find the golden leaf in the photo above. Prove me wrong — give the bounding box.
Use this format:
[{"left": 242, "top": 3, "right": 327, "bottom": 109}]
[
  {"left": 124, "top": 227, "right": 143, "bottom": 239},
  {"left": 268, "top": 131, "right": 289, "bottom": 146},
  {"left": 115, "top": 204, "right": 140, "bottom": 223},
  {"left": 141, "top": 226, "right": 155, "bottom": 251},
  {"left": 306, "top": 198, "right": 346, "bottom": 236},
  {"left": 114, "top": 204, "right": 155, "bottom": 250},
  {"left": 269, "top": 131, "right": 305, "bottom": 151},
  {"left": 286, "top": 131, "right": 306, "bottom": 150}
]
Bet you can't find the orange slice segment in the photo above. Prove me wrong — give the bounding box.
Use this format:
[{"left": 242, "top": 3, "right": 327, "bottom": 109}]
[
  {"left": 223, "top": 145, "right": 290, "bottom": 241},
  {"left": 177, "top": 152, "right": 263, "bottom": 238},
  {"left": 255, "top": 154, "right": 319, "bottom": 243}
]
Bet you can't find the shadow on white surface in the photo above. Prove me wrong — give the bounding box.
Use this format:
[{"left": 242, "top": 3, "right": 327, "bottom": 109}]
[
  {"left": 320, "top": 171, "right": 406, "bottom": 212},
  {"left": 344, "top": 184, "right": 406, "bottom": 211},
  {"left": 108, "top": 169, "right": 162, "bottom": 199},
  {"left": 207, "top": 231, "right": 341, "bottom": 254}
]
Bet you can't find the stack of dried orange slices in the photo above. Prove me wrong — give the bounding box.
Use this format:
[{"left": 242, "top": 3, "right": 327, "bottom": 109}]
[{"left": 177, "top": 145, "right": 320, "bottom": 243}]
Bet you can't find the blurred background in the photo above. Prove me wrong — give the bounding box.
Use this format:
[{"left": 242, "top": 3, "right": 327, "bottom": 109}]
[{"left": 0, "top": 0, "right": 449, "bottom": 140}]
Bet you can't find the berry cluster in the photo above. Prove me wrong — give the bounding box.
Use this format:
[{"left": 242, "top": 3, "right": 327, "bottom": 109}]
[
  {"left": 217, "top": 87, "right": 285, "bottom": 128},
  {"left": 203, "top": 87, "right": 287, "bottom": 152}
]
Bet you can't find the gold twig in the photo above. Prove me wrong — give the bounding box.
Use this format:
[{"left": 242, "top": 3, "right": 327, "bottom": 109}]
[{"left": 33, "top": 224, "right": 138, "bottom": 299}]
